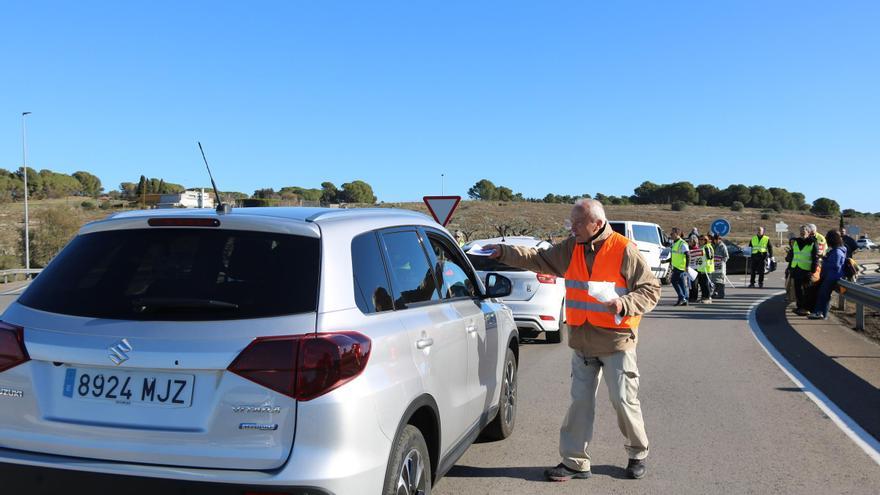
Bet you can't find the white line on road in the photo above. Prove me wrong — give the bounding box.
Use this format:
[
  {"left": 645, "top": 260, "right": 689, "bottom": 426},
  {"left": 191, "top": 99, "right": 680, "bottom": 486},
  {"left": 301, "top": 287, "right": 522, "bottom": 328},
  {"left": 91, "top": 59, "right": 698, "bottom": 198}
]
[{"left": 747, "top": 290, "right": 880, "bottom": 466}]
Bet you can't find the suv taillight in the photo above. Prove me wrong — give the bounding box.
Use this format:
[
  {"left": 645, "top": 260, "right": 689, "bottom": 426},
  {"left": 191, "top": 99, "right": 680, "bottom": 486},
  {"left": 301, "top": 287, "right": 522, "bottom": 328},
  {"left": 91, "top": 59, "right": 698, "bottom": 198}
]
[
  {"left": 536, "top": 273, "right": 557, "bottom": 284},
  {"left": 228, "top": 332, "right": 371, "bottom": 401},
  {"left": 0, "top": 322, "right": 29, "bottom": 373}
]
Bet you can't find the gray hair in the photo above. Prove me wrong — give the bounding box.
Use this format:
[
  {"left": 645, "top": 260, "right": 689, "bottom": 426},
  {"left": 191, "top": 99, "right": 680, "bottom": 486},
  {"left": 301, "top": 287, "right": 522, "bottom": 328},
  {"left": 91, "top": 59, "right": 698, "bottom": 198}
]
[
  {"left": 574, "top": 198, "right": 607, "bottom": 223},
  {"left": 807, "top": 223, "right": 817, "bottom": 233}
]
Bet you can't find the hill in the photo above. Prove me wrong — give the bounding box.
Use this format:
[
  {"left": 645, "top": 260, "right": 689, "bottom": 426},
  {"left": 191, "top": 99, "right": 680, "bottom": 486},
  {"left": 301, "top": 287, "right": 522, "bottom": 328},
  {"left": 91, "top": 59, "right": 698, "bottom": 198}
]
[
  {"left": 1, "top": 198, "right": 877, "bottom": 269},
  {"left": 383, "top": 201, "right": 880, "bottom": 247}
]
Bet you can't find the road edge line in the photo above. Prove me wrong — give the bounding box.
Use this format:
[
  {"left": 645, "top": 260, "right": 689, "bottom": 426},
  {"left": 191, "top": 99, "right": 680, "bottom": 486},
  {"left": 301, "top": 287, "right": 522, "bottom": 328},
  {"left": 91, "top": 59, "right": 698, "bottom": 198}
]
[{"left": 747, "top": 290, "right": 880, "bottom": 466}]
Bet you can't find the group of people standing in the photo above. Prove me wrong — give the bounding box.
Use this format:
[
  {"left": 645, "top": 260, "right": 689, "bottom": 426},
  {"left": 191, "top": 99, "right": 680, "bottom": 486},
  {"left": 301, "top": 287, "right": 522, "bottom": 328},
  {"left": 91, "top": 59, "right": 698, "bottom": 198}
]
[
  {"left": 786, "top": 224, "right": 854, "bottom": 320},
  {"left": 668, "top": 228, "right": 730, "bottom": 305}
]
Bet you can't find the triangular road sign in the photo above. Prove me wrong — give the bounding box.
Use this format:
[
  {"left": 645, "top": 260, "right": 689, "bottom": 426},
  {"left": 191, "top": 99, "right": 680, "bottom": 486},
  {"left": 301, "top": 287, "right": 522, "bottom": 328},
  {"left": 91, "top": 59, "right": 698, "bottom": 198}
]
[{"left": 423, "top": 196, "right": 461, "bottom": 227}]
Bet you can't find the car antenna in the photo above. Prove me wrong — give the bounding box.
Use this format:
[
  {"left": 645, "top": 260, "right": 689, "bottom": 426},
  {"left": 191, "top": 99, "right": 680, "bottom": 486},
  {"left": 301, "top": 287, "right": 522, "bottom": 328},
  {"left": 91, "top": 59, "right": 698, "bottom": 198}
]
[{"left": 198, "top": 141, "right": 231, "bottom": 215}]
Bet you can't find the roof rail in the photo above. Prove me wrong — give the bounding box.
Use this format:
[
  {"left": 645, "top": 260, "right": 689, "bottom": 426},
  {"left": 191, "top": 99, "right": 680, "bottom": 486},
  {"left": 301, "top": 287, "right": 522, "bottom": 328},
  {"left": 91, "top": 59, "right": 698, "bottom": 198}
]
[{"left": 305, "top": 208, "right": 432, "bottom": 223}]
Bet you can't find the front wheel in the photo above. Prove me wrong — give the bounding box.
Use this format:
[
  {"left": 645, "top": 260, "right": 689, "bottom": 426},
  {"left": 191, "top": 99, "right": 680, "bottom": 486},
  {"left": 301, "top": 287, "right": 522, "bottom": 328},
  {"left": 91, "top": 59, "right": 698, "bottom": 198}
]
[
  {"left": 383, "top": 424, "right": 431, "bottom": 495},
  {"left": 481, "top": 347, "right": 518, "bottom": 440}
]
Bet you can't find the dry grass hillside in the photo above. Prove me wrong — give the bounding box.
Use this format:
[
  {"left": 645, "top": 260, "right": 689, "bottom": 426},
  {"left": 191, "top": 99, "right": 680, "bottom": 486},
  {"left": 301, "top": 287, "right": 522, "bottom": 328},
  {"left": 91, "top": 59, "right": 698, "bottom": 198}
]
[
  {"left": 384, "top": 201, "right": 880, "bottom": 247},
  {"left": 1, "top": 198, "right": 877, "bottom": 269}
]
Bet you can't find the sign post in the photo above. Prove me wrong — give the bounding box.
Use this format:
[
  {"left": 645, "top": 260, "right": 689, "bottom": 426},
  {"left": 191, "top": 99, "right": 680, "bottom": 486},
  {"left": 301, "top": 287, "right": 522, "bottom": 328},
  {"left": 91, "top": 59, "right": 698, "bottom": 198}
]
[
  {"left": 775, "top": 221, "right": 789, "bottom": 247},
  {"left": 423, "top": 196, "right": 461, "bottom": 227}
]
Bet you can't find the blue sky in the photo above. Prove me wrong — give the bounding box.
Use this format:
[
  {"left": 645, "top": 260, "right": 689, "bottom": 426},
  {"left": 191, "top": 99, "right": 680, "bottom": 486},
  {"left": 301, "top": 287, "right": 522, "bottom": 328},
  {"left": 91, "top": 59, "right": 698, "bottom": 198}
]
[{"left": 1, "top": 1, "right": 878, "bottom": 211}]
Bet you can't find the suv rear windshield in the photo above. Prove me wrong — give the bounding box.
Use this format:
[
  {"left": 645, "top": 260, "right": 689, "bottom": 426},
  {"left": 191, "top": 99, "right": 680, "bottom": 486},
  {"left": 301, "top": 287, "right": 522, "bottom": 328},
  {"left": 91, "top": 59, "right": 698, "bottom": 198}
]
[
  {"left": 466, "top": 254, "right": 526, "bottom": 272},
  {"left": 19, "top": 229, "right": 320, "bottom": 321}
]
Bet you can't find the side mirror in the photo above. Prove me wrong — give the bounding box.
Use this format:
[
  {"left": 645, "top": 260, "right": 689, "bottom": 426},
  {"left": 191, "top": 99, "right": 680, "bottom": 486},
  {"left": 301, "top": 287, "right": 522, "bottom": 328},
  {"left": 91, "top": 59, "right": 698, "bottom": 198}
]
[{"left": 484, "top": 273, "right": 512, "bottom": 298}]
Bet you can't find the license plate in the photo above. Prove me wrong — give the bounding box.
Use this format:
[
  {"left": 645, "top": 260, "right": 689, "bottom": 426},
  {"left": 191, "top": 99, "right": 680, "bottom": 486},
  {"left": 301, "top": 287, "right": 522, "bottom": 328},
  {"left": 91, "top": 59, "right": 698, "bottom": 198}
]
[{"left": 63, "top": 367, "right": 194, "bottom": 408}]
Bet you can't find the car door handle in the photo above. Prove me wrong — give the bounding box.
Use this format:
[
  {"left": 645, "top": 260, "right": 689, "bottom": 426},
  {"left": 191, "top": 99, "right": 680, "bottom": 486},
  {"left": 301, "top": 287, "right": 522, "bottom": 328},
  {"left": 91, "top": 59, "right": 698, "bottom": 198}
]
[
  {"left": 416, "top": 338, "right": 434, "bottom": 349},
  {"left": 639, "top": 249, "right": 650, "bottom": 253}
]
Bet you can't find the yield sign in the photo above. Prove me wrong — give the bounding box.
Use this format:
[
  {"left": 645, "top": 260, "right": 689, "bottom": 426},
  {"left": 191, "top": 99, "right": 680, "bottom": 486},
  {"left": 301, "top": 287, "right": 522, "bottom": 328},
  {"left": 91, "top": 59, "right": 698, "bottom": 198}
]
[{"left": 423, "top": 196, "right": 461, "bottom": 227}]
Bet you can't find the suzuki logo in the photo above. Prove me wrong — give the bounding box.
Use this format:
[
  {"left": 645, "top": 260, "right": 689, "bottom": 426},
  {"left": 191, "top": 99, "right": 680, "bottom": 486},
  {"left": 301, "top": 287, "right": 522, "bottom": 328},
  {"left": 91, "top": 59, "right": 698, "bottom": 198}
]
[{"left": 108, "top": 339, "right": 133, "bottom": 366}]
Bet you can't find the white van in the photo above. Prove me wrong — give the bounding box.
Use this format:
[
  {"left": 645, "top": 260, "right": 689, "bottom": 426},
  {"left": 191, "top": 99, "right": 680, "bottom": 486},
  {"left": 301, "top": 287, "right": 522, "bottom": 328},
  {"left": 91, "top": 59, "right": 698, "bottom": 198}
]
[{"left": 608, "top": 221, "right": 670, "bottom": 284}]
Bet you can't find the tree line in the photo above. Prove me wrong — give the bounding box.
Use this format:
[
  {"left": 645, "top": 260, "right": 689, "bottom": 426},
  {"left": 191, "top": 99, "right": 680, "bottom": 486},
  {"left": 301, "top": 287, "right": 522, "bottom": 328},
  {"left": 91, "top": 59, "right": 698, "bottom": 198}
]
[
  {"left": 0, "top": 168, "right": 103, "bottom": 202},
  {"left": 467, "top": 178, "right": 875, "bottom": 218},
  {"left": 0, "top": 166, "right": 378, "bottom": 205},
  {"left": 250, "top": 180, "right": 376, "bottom": 204}
]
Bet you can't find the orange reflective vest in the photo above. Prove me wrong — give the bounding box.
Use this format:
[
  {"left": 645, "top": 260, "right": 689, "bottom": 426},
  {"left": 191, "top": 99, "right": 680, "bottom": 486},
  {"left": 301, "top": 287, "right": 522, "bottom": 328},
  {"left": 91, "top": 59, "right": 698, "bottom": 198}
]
[{"left": 564, "top": 231, "right": 641, "bottom": 330}]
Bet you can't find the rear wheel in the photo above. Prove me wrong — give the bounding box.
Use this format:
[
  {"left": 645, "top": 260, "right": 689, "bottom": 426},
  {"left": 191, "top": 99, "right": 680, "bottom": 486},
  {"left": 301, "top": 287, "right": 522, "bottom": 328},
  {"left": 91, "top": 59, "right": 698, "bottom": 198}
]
[
  {"left": 546, "top": 303, "right": 564, "bottom": 344},
  {"left": 482, "top": 348, "right": 517, "bottom": 440},
  {"left": 383, "top": 424, "right": 431, "bottom": 495}
]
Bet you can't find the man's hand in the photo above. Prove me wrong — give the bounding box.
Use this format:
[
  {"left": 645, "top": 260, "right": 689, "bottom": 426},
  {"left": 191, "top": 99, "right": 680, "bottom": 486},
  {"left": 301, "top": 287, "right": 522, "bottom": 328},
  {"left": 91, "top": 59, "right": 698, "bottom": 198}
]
[
  {"left": 604, "top": 298, "right": 623, "bottom": 315},
  {"left": 485, "top": 244, "right": 502, "bottom": 259}
]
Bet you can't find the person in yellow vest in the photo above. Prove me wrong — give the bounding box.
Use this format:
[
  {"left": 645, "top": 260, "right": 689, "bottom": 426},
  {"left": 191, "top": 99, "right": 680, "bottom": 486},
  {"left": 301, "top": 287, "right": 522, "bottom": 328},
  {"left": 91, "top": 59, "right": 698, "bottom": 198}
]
[
  {"left": 748, "top": 227, "right": 773, "bottom": 288},
  {"left": 485, "top": 199, "right": 661, "bottom": 482},
  {"left": 668, "top": 228, "right": 691, "bottom": 306},
  {"left": 808, "top": 224, "right": 827, "bottom": 258},
  {"left": 687, "top": 236, "right": 702, "bottom": 303},
  {"left": 711, "top": 233, "right": 729, "bottom": 299},
  {"left": 696, "top": 235, "right": 715, "bottom": 303},
  {"left": 785, "top": 225, "right": 819, "bottom": 315}
]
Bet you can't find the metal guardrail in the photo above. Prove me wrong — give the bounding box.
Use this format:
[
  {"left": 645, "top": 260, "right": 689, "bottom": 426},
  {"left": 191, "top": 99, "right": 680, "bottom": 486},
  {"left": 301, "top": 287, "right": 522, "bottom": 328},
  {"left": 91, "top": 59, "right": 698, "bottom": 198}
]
[
  {"left": 0, "top": 269, "right": 43, "bottom": 284},
  {"left": 837, "top": 279, "right": 880, "bottom": 331}
]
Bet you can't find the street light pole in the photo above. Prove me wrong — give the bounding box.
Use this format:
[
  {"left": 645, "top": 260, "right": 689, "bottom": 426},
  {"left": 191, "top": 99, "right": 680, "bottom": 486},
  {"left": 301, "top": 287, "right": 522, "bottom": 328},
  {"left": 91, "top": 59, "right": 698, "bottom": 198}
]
[
  {"left": 441, "top": 174, "right": 445, "bottom": 195},
  {"left": 21, "top": 112, "right": 31, "bottom": 275}
]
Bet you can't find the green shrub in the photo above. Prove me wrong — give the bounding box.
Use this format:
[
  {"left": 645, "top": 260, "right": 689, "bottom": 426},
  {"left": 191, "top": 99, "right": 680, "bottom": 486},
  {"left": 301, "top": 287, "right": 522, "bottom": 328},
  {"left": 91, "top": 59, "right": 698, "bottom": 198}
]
[
  {"left": 99, "top": 201, "right": 112, "bottom": 210},
  {"left": 761, "top": 213, "right": 771, "bottom": 220},
  {"left": 240, "top": 198, "right": 280, "bottom": 207},
  {"left": 671, "top": 201, "right": 687, "bottom": 211},
  {"left": 80, "top": 200, "right": 96, "bottom": 210},
  {"left": 20, "top": 206, "right": 82, "bottom": 268},
  {"left": 731, "top": 201, "right": 744, "bottom": 211},
  {"left": 0, "top": 254, "right": 20, "bottom": 270}
]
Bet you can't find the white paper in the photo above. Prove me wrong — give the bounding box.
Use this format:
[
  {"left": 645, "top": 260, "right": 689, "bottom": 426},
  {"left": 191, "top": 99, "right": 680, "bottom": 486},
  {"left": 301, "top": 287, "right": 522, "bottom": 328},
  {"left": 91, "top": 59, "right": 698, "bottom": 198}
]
[
  {"left": 588, "top": 281, "right": 623, "bottom": 325},
  {"left": 466, "top": 244, "right": 496, "bottom": 256},
  {"left": 687, "top": 267, "right": 698, "bottom": 282}
]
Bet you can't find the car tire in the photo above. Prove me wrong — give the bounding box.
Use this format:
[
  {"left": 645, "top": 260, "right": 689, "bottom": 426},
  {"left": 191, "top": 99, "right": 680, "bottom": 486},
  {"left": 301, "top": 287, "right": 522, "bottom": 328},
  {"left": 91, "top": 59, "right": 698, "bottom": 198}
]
[
  {"left": 661, "top": 269, "right": 671, "bottom": 285},
  {"left": 546, "top": 303, "right": 564, "bottom": 344},
  {"left": 481, "top": 348, "right": 517, "bottom": 441},
  {"left": 383, "top": 424, "right": 432, "bottom": 495}
]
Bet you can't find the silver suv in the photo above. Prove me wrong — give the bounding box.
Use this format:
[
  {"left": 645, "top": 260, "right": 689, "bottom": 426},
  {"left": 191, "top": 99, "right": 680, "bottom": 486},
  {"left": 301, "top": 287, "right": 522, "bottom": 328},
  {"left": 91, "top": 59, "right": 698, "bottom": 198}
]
[{"left": 0, "top": 207, "right": 519, "bottom": 494}]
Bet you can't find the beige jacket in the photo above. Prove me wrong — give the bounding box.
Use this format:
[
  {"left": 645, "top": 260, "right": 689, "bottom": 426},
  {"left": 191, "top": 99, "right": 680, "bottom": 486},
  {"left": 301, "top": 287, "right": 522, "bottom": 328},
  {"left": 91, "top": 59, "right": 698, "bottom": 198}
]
[{"left": 497, "top": 223, "right": 661, "bottom": 356}]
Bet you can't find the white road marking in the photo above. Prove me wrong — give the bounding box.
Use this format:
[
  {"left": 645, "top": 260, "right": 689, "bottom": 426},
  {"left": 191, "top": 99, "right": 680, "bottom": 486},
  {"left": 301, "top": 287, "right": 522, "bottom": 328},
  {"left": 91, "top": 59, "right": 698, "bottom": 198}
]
[{"left": 747, "top": 290, "right": 880, "bottom": 465}]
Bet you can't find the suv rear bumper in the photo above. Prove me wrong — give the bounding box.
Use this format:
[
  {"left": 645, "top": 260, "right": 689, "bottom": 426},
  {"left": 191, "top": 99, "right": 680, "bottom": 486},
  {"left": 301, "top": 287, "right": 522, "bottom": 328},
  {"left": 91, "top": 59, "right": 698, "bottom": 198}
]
[
  {"left": 505, "top": 300, "right": 562, "bottom": 332},
  {"left": 1, "top": 460, "right": 332, "bottom": 495}
]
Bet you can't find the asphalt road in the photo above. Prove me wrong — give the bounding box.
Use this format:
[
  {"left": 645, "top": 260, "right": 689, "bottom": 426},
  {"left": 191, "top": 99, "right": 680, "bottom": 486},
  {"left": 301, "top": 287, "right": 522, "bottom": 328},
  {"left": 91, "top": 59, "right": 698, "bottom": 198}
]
[
  {"left": 436, "top": 272, "right": 880, "bottom": 495},
  {"left": 3, "top": 275, "right": 879, "bottom": 494}
]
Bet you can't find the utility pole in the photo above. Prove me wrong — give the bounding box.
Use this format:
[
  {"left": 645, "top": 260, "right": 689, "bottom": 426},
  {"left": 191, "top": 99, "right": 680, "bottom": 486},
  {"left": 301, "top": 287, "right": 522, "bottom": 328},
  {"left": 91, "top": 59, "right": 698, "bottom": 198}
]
[{"left": 21, "top": 112, "right": 31, "bottom": 275}]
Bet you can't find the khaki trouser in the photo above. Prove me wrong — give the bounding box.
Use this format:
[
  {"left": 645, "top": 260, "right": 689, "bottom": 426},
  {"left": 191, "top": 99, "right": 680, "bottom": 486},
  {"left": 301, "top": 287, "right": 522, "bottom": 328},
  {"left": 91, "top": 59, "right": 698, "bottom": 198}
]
[{"left": 560, "top": 349, "right": 649, "bottom": 471}]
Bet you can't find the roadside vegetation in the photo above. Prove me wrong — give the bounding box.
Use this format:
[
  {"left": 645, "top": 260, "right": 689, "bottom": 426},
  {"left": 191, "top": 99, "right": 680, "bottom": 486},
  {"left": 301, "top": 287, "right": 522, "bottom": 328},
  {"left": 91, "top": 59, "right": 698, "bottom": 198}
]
[{"left": 1, "top": 167, "right": 877, "bottom": 269}]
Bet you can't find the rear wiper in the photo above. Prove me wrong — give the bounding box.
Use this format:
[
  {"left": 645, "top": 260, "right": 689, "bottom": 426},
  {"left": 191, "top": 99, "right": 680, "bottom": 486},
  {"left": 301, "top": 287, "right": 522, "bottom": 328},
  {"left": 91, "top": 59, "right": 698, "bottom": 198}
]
[{"left": 132, "top": 297, "right": 239, "bottom": 313}]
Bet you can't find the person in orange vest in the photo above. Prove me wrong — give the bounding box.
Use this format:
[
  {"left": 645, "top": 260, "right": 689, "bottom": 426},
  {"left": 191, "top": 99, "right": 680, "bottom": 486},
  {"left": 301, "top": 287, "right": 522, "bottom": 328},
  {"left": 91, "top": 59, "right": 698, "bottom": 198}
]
[{"left": 485, "top": 199, "right": 661, "bottom": 482}]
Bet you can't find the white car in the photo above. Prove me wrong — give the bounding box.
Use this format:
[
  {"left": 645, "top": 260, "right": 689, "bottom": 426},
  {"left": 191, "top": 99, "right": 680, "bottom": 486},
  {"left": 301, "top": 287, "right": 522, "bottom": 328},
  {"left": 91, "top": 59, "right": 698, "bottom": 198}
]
[
  {"left": 609, "top": 220, "right": 670, "bottom": 283},
  {"left": 857, "top": 237, "right": 876, "bottom": 250},
  {"left": 465, "top": 237, "right": 567, "bottom": 343},
  {"left": 0, "top": 207, "right": 519, "bottom": 494}
]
